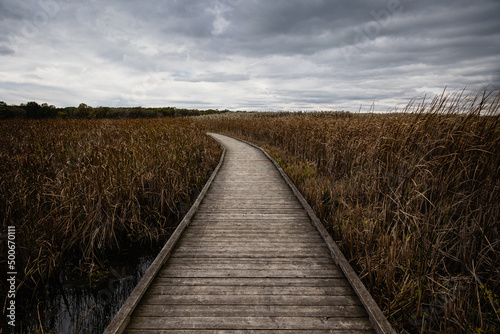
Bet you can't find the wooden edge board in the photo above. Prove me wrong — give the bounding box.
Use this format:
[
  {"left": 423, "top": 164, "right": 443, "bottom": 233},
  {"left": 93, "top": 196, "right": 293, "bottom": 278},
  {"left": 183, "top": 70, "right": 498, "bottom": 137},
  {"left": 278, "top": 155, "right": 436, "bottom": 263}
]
[
  {"left": 103, "top": 136, "right": 227, "bottom": 334},
  {"left": 218, "top": 133, "right": 396, "bottom": 334}
]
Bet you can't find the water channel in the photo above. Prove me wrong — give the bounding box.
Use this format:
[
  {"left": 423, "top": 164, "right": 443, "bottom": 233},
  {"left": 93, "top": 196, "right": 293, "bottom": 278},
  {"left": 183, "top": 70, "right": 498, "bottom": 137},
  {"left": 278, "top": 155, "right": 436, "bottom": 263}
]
[{"left": 10, "top": 244, "right": 161, "bottom": 334}]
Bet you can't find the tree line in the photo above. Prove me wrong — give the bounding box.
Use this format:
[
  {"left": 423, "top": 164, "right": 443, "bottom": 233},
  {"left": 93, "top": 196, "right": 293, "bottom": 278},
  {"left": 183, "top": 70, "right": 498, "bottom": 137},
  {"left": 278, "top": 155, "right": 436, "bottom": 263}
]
[{"left": 0, "top": 101, "right": 229, "bottom": 119}]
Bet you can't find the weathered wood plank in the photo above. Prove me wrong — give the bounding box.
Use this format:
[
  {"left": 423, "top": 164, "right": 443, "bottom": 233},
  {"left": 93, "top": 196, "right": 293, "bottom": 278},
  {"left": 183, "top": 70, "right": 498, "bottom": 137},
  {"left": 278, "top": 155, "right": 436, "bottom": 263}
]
[
  {"left": 170, "top": 250, "right": 333, "bottom": 259},
  {"left": 132, "top": 305, "right": 368, "bottom": 318},
  {"left": 188, "top": 222, "right": 312, "bottom": 228},
  {"left": 165, "top": 257, "right": 337, "bottom": 266},
  {"left": 147, "top": 285, "right": 355, "bottom": 296},
  {"left": 199, "top": 202, "right": 303, "bottom": 207},
  {"left": 180, "top": 228, "right": 319, "bottom": 234},
  {"left": 178, "top": 237, "right": 324, "bottom": 243},
  {"left": 196, "top": 209, "right": 307, "bottom": 214},
  {"left": 192, "top": 214, "right": 310, "bottom": 220},
  {"left": 191, "top": 218, "right": 310, "bottom": 223},
  {"left": 199, "top": 198, "right": 302, "bottom": 203},
  {"left": 158, "top": 268, "right": 343, "bottom": 278},
  {"left": 162, "top": 260, "right": 338, "bottom": 271},
  {"left": 170, "top": 251, "right": 332, "bottom": 259},
  {"left": 201, "top": 195, "right": 301, "bottom": 201},
  {"left": 176, "top": 240, "right": 325, "bottom": 246},
  {"left": 187, "top": 227, "right": 313, "bottom": 232},
  {"left": 140, "top": 294, "right": 362, "bottom": 306},
  {"left": 153, "top": 277, "right": 349, "bottom": 287},
  {"left": 125, "top": 330, "right": 376, "bottom": 334},
  {"left": 179, "top": 231, "right": 321, "bottom": 237},
  {"left": 127, "top": 316, "right": 373, "bottom": 330},
  {"left": 173, "top": 245, "right": 330, "bottom": 253},
  {"left": 176, "top": 241, "right": 326, "bottom": 248}
]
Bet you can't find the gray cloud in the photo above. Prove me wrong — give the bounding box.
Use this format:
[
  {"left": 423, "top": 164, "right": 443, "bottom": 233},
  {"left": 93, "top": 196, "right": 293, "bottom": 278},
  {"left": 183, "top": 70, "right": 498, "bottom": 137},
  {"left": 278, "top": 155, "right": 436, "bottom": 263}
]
[
  {"left": 174, "top": 72, "right": 250, "bottom": 83},
  {"left": 0, "top": 45, "right": 15, "bottom": 55},
  {"left": 0, "top": 0, "right": 499, "bottom": 110}
]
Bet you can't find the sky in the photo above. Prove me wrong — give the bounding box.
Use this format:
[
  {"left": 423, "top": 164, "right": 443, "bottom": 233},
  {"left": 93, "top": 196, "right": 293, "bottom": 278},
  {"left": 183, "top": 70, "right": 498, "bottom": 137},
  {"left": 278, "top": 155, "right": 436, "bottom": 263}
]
[{"left": 1, "top": 0, "right": 499, "bottom": 111}]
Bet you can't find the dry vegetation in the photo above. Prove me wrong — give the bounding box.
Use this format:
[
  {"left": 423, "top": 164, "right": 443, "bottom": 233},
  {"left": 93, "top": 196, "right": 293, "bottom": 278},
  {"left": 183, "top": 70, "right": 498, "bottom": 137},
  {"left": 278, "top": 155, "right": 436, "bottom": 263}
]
[
  {"left": 0, "top": 118, "right": 222, "bottom": 292},
  {"left": 202, "top": 90, "right": 500, "bottom": 333}
]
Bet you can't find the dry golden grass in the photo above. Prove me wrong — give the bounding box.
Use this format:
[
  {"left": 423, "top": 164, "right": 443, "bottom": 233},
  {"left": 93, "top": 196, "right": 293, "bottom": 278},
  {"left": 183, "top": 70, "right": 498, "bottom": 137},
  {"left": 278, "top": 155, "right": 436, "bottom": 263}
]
[
  {"left": 202, "top": 90, "right": 500, "bottom": 333},
  {"left": 0, "top": 118, "right": 221, "bottom": 290}
]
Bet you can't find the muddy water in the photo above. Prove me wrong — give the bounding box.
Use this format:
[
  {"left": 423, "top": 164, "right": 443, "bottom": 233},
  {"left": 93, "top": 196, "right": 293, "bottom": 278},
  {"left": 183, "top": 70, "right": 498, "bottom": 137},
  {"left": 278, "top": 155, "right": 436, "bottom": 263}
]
[{"left": 14, "top": 246, "right": 161, "bottom": 334}]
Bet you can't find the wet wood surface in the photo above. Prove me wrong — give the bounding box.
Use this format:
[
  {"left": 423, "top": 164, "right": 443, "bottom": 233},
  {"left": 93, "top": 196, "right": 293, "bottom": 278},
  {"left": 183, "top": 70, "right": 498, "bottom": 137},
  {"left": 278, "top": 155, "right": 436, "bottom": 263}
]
[{"left": 118, "top": 133, "right": 382, "bottom": 333}]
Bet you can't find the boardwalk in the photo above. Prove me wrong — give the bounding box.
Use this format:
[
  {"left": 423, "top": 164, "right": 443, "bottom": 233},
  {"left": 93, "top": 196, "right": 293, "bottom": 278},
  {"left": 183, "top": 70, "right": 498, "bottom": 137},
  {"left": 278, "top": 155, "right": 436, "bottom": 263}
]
[{"left": 105, "top": 133, "right": 394, "bottom": 334}]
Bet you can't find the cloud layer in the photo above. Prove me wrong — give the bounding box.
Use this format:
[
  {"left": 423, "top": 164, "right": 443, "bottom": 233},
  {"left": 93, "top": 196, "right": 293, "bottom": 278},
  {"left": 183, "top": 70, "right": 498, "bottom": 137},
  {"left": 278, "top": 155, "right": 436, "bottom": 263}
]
[{"left": 1, "top": 0, "right": 499, "bottom": 111}]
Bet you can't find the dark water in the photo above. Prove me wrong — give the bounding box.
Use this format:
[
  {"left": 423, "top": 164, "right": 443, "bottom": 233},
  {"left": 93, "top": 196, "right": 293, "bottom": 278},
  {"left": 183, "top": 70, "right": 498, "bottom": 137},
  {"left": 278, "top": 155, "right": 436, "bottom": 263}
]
[{"left": 11, "top": 246, "right": 160, "bottom": 334}]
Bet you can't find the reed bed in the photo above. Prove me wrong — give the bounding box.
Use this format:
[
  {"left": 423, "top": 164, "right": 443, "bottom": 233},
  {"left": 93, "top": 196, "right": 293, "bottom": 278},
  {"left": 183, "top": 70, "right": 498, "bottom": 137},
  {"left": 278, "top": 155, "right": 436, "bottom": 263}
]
[
  {"left": 0, "top": 118, "right": 221, "bottom": 291},
  {"left": 202, "top": 90, "right": 500, "bottom": 333}
]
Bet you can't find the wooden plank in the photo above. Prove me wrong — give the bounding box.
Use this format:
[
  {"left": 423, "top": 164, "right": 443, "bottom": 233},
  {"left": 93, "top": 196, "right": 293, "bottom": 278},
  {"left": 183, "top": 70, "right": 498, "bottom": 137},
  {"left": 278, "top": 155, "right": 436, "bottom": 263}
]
[
  {"left": 181, "top": 232, "right": 317, "bottom": 238},
  {"left": 165, "top": 257, "right": 337, "bottom": 266},
  {"left": 170, "top": 250, "right": 332, "bottom": 259},
  {"left": 162, "top": 260, "right": 338, "bottom": 271},
  {"left": 192, "top": 214, "right": 310, "bottom": 220},
  {"left": 147, "top": 285, "right": 355, "bottom": 296},
  {"left": 139, "top": 295, "right": 362, "bottom": 306},
  {"left": 173, "top": 245, "right": 330, "bottom": 253},
  {"left": 196, "top": 209, "right": 306, "bottom": 214},
  {"left": 199, "top": 198, "right": 302, "bottom": 203},
  {"left": 202, "top": 195, "right": 300, "bottom": 200},
  {"left": 127, "top": 316, "right": 373, "bottom": 330},
  {"left": 191, "top": 216, "right": 309, "bottom": 220},
  {"left": 133, "top": 305, "right": 368, "bottom": 318},
  {"left": 157, "top": 269, "right": 343, "bottom": 278},
  {"left": 179, "top": 229, "right": 320, "bottom": 235},
  {"left": 189, "top": 222, "right": 311, "bottom": 228},
  {"left": 199, "top": 200, "right": 302, "bottom": 205},
  {"left": 125, "top": 330, "right": 376, "bottom": 334},
  {"left": 187, "top": 227, "right": 313, "bottom": 232},
  {"left": 179, "top": 231, "right": 321, "bottom": 237},
  {"left": 176, "top": 238, "right": 325, "bottom": 244},
  {"left": 186, "top": 225, "right": 312, "bottom": 230},
  {"left": 153, "top": 277, "right": 349, "bottom": 287},
  {"left": 169, "top": 251, "right": 331, "bottom": 258},
  {"left": 178, "top": 236, "right": 323, "bottom": 242},
  {"left": 181, "top": 230, "right": 317, "bottom": 236},
  {"left": 176, "top": 241, "right": 325, "bottom": 248},
  {"left": 170, "top": 251, "right": 332, "bottom": 259}
]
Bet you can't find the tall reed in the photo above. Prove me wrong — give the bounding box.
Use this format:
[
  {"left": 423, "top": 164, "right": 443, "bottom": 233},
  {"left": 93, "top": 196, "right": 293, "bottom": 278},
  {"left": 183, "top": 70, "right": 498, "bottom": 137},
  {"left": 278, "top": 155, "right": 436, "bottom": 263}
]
[
  {"left": 202, "top": 90, "right": 500, "bottom": 333},
  {"left": 0, "top": 118, "right": 221, "bottom": 292}
]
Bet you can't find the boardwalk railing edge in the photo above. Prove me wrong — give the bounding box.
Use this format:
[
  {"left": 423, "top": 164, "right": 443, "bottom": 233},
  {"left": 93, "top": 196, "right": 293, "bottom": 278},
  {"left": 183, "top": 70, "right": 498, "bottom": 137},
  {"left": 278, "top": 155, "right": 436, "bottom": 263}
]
[
  {"left": 220, "top": 133, "right": 396, "bottom": 334},
  {"left": 103, "top": 138, "right": 227, "bottom": 334}
]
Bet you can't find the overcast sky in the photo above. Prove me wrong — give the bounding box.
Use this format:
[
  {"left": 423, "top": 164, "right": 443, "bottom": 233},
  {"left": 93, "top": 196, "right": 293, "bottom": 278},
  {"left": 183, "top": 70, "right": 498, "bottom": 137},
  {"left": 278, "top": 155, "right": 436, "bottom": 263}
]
[{"left": 1, "top": 0, "right": 499, "bottom": 111}]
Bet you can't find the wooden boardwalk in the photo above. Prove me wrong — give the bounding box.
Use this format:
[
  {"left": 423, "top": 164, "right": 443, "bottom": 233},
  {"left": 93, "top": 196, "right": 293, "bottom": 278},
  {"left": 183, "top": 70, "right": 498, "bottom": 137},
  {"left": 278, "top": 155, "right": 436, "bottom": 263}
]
[{"left": 105, "top": 133, "right": 395, "bottom": 334}]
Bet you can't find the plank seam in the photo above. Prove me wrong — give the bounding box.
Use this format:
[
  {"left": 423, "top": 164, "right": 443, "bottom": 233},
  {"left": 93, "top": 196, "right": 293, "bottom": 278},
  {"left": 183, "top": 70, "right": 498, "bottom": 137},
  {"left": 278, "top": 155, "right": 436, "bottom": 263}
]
[
  {"left": 103, "top": 137, "right": 227, "bottom": 334},
  {"left": 216, "top": 133, "right": 396, "bottom": 334}
]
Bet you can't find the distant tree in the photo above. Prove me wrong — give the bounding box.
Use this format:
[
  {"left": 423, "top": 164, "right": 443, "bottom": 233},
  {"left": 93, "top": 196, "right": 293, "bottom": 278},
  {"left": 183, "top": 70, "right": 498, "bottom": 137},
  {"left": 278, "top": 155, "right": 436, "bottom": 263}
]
[
  {"left": 40, "top": 103, "right": 57, "bottom": 118},
  {"left": 161, "top": 107, "right": 176, "bottom": 117},
  {"left": 76, "top": 103, "right": 92, "bottom": 118},
  {"left": 0, "top": 101, "right": 12, "bottom": 119},
  {"left": 94, "top": 106, "right": 110, "bottom": 118},
  {"left": 24, "top": 101, "right": 42, "bottom": 118}
]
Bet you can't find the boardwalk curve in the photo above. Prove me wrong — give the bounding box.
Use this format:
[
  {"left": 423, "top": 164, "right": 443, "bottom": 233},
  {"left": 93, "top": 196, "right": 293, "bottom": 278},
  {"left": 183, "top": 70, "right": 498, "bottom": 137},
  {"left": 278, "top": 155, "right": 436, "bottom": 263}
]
[{"left": 104, "top": 133, "right": 395, "bottom": 334}]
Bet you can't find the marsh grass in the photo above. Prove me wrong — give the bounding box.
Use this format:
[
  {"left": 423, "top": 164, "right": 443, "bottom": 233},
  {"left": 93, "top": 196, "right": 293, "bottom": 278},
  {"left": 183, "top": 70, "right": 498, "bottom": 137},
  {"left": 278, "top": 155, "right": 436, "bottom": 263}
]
[
  {"left": 0, "top": 118, "right": 221, "bottom": 293},
  {"left": 203, "top": 90, "right": 500, "bottom": 333}
]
